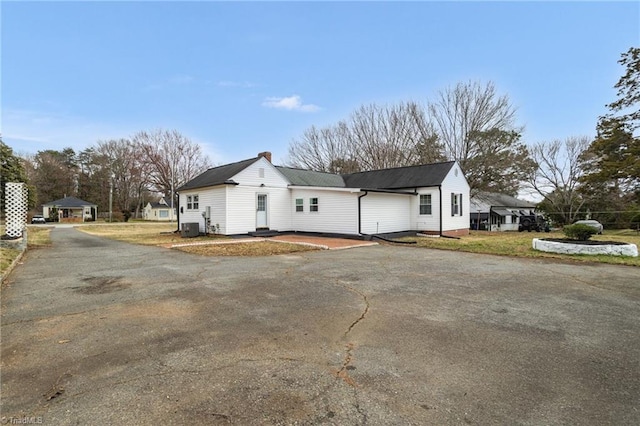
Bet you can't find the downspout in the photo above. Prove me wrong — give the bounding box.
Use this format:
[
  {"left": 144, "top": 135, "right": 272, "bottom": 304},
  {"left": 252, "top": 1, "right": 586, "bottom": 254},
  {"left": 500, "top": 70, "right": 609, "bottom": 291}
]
[
  {"left": 438, "top": 185, "right": 443, "bottom": 237},
  {"left": 175, "top": 192, "right": 180, "bottom": 233},
  {"left": 358, "top": 190, "right": 369, "bottom": 235}
]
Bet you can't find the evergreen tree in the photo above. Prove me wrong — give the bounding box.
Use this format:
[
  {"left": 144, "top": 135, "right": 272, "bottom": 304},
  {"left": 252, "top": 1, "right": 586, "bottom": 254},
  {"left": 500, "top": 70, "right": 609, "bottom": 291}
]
[
  {"left": 579, "top": 47, "right": 640, "bottom": 227},
  {"left": 1, "top": 138, "right": 34, "bottom": 217}
]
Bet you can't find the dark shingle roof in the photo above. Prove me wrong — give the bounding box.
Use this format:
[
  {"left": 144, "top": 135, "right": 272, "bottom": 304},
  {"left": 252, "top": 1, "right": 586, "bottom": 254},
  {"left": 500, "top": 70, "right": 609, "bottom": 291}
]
[
  {"left": 342, "top": 161, "right": 456, "bottom": 189},
  {"left": 472, "top": 192, "right": 536, "bottom": 209},
  {"left": 179, "top": 155, "right": 458, "bottom": 192},
  {"left": 176, "top": 157, "right": 260, "bottom": 191},
  {"left": 275, "top": 166, "right": 345, "bottom": 187},
  {"left": 43, "top": 196, "right": 96, "bottom": 207}
]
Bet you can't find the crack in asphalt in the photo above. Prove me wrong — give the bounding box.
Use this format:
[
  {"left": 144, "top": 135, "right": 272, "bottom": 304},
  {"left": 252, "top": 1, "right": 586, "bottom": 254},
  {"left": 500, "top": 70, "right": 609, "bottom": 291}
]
[
  {"left": 330, "top": 280, "right": 370, "bottom": 424},
  {"left": 353, "top": 388, "right": 369, "bottom": 425},
  {"left": 335, "top": 342, "right": 357, "bottom": 387},
  {"left": 333, "top": 280, "right": 370, "bottom": 388},
  {"left": 335, "top": 281, "right": 370, "bottom": 338}
]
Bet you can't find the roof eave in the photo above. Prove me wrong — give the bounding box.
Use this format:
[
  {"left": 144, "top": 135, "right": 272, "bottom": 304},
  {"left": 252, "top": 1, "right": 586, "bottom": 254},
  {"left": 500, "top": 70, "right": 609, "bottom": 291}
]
[
  {"left": 177, "top": 180, "right": 238, "bottom": 192},
  {"left": 358, "top": 188, "right": 418, "bottom": 195}
]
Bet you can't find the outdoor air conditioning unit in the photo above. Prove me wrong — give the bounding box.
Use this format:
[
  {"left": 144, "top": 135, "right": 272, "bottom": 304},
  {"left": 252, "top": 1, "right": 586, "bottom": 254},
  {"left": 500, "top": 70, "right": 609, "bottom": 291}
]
[{"left": 181, "top": 222, "right": 199, "bottom": 238}]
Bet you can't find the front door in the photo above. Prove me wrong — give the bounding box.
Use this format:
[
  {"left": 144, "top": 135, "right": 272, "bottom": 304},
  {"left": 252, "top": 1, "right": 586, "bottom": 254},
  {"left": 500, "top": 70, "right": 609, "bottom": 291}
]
[{"left": 256, "top": 194, "right": 268, "bottom": 229}]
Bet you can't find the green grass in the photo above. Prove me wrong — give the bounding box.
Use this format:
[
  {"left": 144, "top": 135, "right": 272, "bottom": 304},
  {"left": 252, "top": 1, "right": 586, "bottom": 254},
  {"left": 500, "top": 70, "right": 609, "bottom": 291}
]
[{"left": 401, "top": 230, "right": 640, "bottom": 267}]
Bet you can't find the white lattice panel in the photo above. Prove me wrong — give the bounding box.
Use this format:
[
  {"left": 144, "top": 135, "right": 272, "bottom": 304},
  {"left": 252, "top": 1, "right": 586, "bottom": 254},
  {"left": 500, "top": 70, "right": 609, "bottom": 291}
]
[{"left": 5, "top": 182, "right": 28, "bottom": 238}]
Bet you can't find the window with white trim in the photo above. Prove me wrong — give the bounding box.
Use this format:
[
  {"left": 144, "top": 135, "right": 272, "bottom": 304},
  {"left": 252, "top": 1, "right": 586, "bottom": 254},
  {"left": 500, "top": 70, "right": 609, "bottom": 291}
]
[
  {"left": 451, "top": 193, "right": 462, "bottom": 216},
  {"left": 187, "top": 195, "right": 199, "bottom": 210},
  {"left": 295, "top": 198, "right": 304, "bottom": 212},
  {"left": 309, "top": 198, "right": 318, "bottom": 212},
  {"left": 419, "top": 194, "right": 432, "bottom": 215}
]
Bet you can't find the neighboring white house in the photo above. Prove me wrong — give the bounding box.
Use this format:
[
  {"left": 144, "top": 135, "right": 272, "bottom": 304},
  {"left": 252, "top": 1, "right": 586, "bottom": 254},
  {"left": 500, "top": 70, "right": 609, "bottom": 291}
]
[
  {"left": 143, "top": 197, "right": 177, "bottom": 221},
  {"left": 470, "top": 192, "right": 537, "bottom": 231},
  {"left": 176, "top": 152, "right": 470, "bottom": 237}
]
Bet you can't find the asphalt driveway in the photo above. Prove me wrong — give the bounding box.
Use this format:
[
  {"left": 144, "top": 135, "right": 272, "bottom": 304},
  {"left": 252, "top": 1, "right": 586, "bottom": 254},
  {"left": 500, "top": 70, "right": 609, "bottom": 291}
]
[{"left": 1, "top": 227, "right": 639, "bottom": 425}]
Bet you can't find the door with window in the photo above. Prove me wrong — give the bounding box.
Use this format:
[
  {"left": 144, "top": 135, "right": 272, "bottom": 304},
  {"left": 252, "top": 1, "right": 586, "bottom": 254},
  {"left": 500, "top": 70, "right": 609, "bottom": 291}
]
[{"left": 256, "top": 194, "right": 268, "bottom": 228}]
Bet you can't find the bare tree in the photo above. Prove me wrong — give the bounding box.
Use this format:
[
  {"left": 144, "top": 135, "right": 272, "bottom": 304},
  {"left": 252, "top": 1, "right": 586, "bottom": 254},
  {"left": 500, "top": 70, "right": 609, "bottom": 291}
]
[
  {"left": 134, "top": 129, "right": 212, "bottom": 206},
  {"left": 428, "top": 80, "right": 518, "bottom": 161},
  {"left": 348, "top": 102, "right": 441, "bottom": 169},
  {"left": 288, "top": 101, "right": 443, "bottom": 172},
  {"left": 528, "top": 136, "right": 591, "bottom": 224},
  {"left": 96, "top": 139, "right": 149, "bottom": 217},
  {"left": 287, "top": 122, "right": 353, "bottom": 172},
  {"left": 427, "top": 80, "right": 535, "bottom": 193}
]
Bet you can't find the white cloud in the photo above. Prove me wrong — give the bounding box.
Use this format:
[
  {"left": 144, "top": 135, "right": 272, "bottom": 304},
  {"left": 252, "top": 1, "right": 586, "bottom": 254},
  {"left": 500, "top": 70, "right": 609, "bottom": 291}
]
[{"left": 262, "top": 95, "right": 320, "bottom": 112}]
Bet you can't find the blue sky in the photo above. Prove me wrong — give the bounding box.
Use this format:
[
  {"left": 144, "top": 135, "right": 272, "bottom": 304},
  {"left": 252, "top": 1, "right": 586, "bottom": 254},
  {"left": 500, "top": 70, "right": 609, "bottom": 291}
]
[{"left": 2, "top": 1, "right": 638, "bottom": 165}]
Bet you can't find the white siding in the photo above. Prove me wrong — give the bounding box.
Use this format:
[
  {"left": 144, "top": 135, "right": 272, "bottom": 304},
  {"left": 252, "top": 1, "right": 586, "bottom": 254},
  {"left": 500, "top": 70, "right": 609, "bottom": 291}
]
[
  {"left": 360, "top": 193, "right": 412, "bottom": 234},
  {"left": 143, "top": 203, "right": 176, "bottom": 221},
  {"left": 440, "top": 163, "right": 470, "bottom": 232},
  {"left": 214, "top": 157, "right": 293, "bottom": 234},
  {"left": 230, "top": 157, "right": 289, "bottom": 188},
  {"left": 178, "top": 158, "right": 293, "bottom": 235},
  {"left": 226, "top": 186, "right": 291, "bottom": 234},
  {"left": 177, "top": 158, "right": 470, "bottom": 236},
  {"left": 410, "top": 188, "right": 440, "bottom": 232},
  {"left": 180, "top": 186, "right": 226, "bottom": 233},
  {"left": 143, "top": 204, "right": 151, "bottom": 220},
  {"left": 291, "top": 188, "right": 359, "bottom": 234},
  {"left": 201, "top": 187, "right": 227, "bottom": 233}
]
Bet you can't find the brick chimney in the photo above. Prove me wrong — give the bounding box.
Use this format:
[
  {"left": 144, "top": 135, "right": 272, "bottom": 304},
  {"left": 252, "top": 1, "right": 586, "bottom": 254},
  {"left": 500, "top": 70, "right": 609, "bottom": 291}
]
[{"left": 258, "top": 151, "right": 272, "bottom": 163}]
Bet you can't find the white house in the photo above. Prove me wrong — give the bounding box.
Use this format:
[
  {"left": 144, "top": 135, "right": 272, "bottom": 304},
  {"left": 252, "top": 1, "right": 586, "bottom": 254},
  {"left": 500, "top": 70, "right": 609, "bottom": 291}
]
[
  {"left": 176, "top": 152, "right": 470, "bottom": 237},
  {"left": 42, "top": 196, "right": 97, "bottom": 223},
  {"left": 470, "top": 192, "right": 537, "bottom": 231},
  {"left": 143, "top": 197, "right": 177, "bottom": 221}
]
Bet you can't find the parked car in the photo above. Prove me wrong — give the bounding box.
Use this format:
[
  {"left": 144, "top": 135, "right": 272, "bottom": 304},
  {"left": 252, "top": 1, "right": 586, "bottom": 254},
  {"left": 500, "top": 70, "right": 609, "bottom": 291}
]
[
  {"left": 31, "top": 215, "right": 46, "bottom": 224},
  {"left": 518, "top": 212, "right": 550, "bottom": 232},
  {"left": 574, "top": 219, "right": 603, "bottom": 234}
]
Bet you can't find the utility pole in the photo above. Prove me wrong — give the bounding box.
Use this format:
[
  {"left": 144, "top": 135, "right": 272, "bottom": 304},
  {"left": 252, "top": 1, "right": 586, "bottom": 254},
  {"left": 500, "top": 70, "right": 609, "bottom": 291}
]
[
  {"left": 109, "top": 175, "right": 113, "bottom": 223},
  {"left": 170, "top": 164, "right": 174, "bottom": 223}
]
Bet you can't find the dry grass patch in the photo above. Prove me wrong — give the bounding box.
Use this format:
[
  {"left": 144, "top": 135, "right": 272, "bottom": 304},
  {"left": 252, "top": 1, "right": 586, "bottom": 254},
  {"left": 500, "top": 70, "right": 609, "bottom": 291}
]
[
  {"left": 78, "top": 223, "right": 227, "bottom": 246},
  {"left": 1, "top": 248, "right": 21, "bottom": 276},
  {"left": 1, "top": 227, "right": 53, "bottom": 279},
  {"left": 175, "top": 241, "right": 320, "bottom": 256},
  {"left": 28, "top": 226, "right": 53, "bottom": 248},
  {"left": 402, "top": 230, "right": 640, "bottom": 267},
  {"left": 77, "top": 223, "right": 318, "bottom": 256}
]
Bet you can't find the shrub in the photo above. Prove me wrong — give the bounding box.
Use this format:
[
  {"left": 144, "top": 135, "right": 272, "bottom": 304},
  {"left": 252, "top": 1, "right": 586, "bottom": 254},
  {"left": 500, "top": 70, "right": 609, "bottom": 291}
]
[
  {"left": 105, "top": 211, "right": 124, "bottom": 222},
  {"left": 563, "top": 224, "right": 598, "bottom": 241}
]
